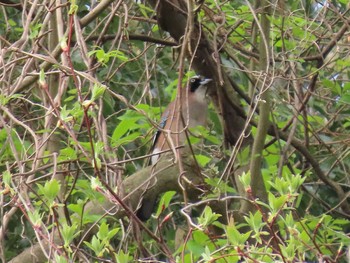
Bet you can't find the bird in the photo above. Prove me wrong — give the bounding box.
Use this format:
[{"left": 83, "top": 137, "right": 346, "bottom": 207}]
[
  {"left": 150, "top": 75, "right": 212, "bottom": 164},
  {"left": 137, "top": 75, "right": 212, "bottom": 221}
]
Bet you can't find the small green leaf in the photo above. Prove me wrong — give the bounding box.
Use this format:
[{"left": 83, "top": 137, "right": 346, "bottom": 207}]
[
  {"left": 37, "top": 179, "right": 61, "bottom": 204},
  {"left": 91, "top": 84, "right": 107, "bottom": 101},
  {"left": 226, "top": 223, "right": 242, "bottom": 246},
  {"left": 39, "top": 69, "right": 46, "bottom": 87},
  {"left": 226, "top": 219, "right": 251, "bottom": 247},
  {"left": 29, "top": 23, "right": 42, "bottom": 39},
  {"left": 96, "top": 222, "right": 119, "bottom": 241},
  {"left": 97, "top": 222, "right": 109, "bottom": 240},
  {"left": 187, "top": 239, "right": 205, "bottom": 257},
  {"left": 152, "top": 24, "right": 159, "bottom": 32},
  {"left": 93, "top": 150, "right": 102, "bottom": 170},
  {"left": 112, "top": 132, "right": 141, "bottom": 147},
  {"left": 8, "top": 19, "right": 16, "bottom": 26},
  {"left": 67, "top": 202, "right": 84, "bottom": 216},
  {"left": 268, "top": 192, "right": 287, "bottom": 213},
  {"left": 112, "top": 118, "right": 137, "bottom": 142},
  {"left": 201, "top": 246, "right": 212, "bottom": 261},
  {"left": 340, "top": 94, "right": 350, "bottom": 104},
  {"left": 2, "top": 171, "right": 11, "bottom": 186},
  {"left": 239, "top": 171, "right": 251, "bottom": 189},
  {"left": 91, "top": 177, "right": 103, "bottom": 191},
  {"left": 27, "top": 210, "right": 43, "bottom": 228},
  {"left": 58, "top": 147, "right": 77, "bottom": 162},
  {"left": 54, "top": 253, "right": 69, "bottom": 263},
  {"left": 198, "top": 206, "right": 221, "bottom": 227},
  {"left": 195, "top": 154, "right": 211, "bottom": 167},
  {"left": 137, "top": 3, "right": 154, "bottom": 18},
  {"left": 84, "top": 236, "right": 104, "bottom": 257},
  {"left": 244, "top": 211, "right": 264, "bottom": 232},
  {"left": 60, "top": 223, "right": 80, "bottom": 247},
  {"left": 68, "top": 0, "right": 78, "bottom": 14},
  {"left": 107, "top": 228, "right": 119, "bottom": 240},
  {"left": 115, "top": 250, "right": 131, "bottom": 263},
  {"left": 110, "top": 50, "right": 128, "bottom": 62},
  {"left": 156, "top": 191, "right": 176, "bottom": 216}
]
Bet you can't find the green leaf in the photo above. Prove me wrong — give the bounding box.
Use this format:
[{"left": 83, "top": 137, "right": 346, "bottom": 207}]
[
  {"left": 91, "top": 83, "right": 107, "bottom": 101},
  {"left": 338, "top": 0, "right": 348, "bottom": 5},
  {"left": 107, "top": 227, "right": 119, "bottom": 240},
  {"left": 60, "top": 223, "right": 80, "bottom": 247},
  {"left": 58, "top": 147, "right": 77, "bottom": 162},
  {"left": 226, "top": 223, "right": 242, "bottom": 246},
  {"left": 59, "top": 105, "right": 74, "bottom": 123},
  {"left": 268, "top": 192, "right": 287, "bottom": 213},
  {"left": 195, "top": 154, "right": 211, "bottom": 167},
  {"left": 205, "top": 177, "right": 237, "bottom": 195},
  {"left": 268, "top": 177, "right": 289, "bottom": 195},
  {"left": 115, "top": 250, "right": 131, "bottom": 263},
  {"left": 244, "top": 212, "right": 268, "bottom": 244},
  {"left": 201, "top": 246, "right": 212, "bottom": 261},
  {"left": 110, "top": 50, "right": 128, "bottom": 62},
  {"left": 237, "top": 146, "right": 250, "bottom": 166},
  {"left": 112, "top": 117, "right": 139, "bottom": 143},
  {"left": 152, "top": 24, "right": 159, "bottom": 32},
  {"left": 187, "top": 239, "right": 205, "bottom": 257},
  {"left": 67, "top": 202, "right": 84, "bottom": 216},
  {"left": 137, "top": 3, "right": 154, "bottom": 18},
  {"left": 97, "top": 222, "right": 109, "bottom": 240},
  {"left": 29, "top": 22, "right": 42, "bottom": 39},
  {"left": 287, "top": 173, "right": 305, "bottom": 192},
  {"left": 198, "top": 206, "right": 221, "bottom": 227},
  {"left": 0, "top": 95, "right": 20, "bottom": 109},
  {"left": 37, "top": 179, "right": 61, "bottom": 204},
  {"left": 54, "top": 254, "right": 69, "bottom": 263},
  {"left": 88, "top": 48, "right": 128, "bottom": 65},
  {"left": 8, "top": 19, "right": 16, "bottom": 26},
  {"left": 88, "top": 48, "right": 108, "bottom": 65},
  {"left": 226, "top": 220, "right": 251, "bottom": 247},
  {"left": 91, "top": 177, "right": 103, "bottom": 191},
  {"left": 340, "top": 94, "right": 350, "bottom": 104},
  {"left": 27, "top": 210, "right": 43, "bottom": 228},
  {"left": 68, "top": 0, "right": 78, "bottom": 14},
  {"left": 156, "top": 191, "right": 176, "bottom": 216},
  {"left": 112, "top": 132, "right": 141, "bottom": 147},
  {"left": 84, "top": 236, "right": 104, "bottom": 257},
  {"left": 39, "top": 68, "right": 46, "bottom": 86},
  {"left": 244, "top": 211, "right": 264, "bottom": 232},
  {"left": 188, "top": 125, "right": 210, "bottom": 144},
  {"left": 96, "top": 222, "right": 119, "bottom": 241},
  {"left": 2, "top": 171, "right": 11, "bottom": 186},
  {"left": 238, "top": 171, "right": 251, "bottom": 190}
]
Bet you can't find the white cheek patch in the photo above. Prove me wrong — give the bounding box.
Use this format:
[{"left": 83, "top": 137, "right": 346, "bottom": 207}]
[
  {"left": 151, "top": 148, "right": 161, "bottom": 164},
  {"left": 193, "top": 86, "right": 207, "bottom": 102}
]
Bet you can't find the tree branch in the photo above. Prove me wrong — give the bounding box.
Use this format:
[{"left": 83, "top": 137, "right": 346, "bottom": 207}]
[{"left": 9, "top": 154, "right": 208, "bottom": 263}]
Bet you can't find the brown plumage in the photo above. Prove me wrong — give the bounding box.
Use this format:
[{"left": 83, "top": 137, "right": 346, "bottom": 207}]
[
  {"left": 137, "top": 75, "right": 212, "bottom": 221},
  {"left": 150, "top": 75, "right": 212, "bottom": 164}
]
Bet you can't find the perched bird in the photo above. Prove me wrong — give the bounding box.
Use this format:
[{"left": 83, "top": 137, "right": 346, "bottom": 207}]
[
  {"left": 150, "top": 75, "right": 212, "bottom": 164},
  {"left": 137, "top": 75, "right": 212, "bottom": 221}
]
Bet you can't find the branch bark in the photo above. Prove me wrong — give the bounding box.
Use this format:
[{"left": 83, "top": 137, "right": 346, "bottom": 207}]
[
  {"left": 246, "top": 0, "right": 271, "bottom": 211},
  {"left": 9, "top": 154, "right": 208, "bottom": 263},
  {"left": 147, "top": 0, "right": 252, "bottom": 148}
]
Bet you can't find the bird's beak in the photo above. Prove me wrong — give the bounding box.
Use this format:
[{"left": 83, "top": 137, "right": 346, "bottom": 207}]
[{"left": 200, "top": 78, "right": 212, "bottom": 85}]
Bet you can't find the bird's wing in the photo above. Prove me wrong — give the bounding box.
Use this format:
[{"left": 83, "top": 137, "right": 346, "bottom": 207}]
[{"left": 150, "top": 109, "right": 169, "bottom": 151}]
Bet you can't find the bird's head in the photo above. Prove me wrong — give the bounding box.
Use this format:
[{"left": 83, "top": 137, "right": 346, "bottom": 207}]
[
  {"left": 189, "top": 75, "right": 212, "bottom": 92},
  {"left": 188, "top": 75, "right": 212, "bottom": 102}
]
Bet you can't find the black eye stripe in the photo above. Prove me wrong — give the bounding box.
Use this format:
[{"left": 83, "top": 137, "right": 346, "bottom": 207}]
[{"left": 189, "top": 77, "right": 202, "bottom": 92}]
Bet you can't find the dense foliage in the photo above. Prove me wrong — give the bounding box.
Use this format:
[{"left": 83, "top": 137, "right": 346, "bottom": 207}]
[{"left": 0, "top": 0, "right": 349, "bottom": 262}]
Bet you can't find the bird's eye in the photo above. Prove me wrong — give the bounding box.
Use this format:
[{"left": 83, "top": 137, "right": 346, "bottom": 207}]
[{"left": 190, "top": 78, "right": 195, "bottom": 82}]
